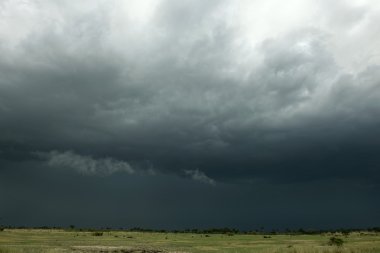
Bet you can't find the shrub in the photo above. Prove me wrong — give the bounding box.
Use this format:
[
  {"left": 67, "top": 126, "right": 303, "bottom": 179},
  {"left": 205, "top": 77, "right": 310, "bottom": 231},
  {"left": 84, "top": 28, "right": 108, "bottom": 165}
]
[
  {"left": 92, "top": 232, "right": 103, "bottom": 236},
  {"left": 328, "top": 236, "right": 344, "bottom": 247}
]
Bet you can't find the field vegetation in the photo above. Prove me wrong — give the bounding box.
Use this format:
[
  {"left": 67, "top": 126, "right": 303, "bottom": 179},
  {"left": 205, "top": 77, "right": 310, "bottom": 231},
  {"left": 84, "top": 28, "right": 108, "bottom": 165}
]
[{"left": 0, "top": 228, "right": 379, "bottom": 253}]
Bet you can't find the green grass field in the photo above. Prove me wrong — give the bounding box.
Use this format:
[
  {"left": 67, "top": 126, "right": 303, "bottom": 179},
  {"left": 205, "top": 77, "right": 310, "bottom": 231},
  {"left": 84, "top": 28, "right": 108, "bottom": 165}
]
[{"left": 0, "top": 229, "right": 379, "bottom": 253}]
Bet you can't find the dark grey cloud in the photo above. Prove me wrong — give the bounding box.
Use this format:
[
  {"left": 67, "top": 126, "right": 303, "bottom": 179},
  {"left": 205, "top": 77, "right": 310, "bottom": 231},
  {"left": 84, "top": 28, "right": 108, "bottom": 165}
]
[
  {"left": 1, "top": 0, "right": 380, "bottom": 228},
  {"left": 0, "top": 163, "right": 378, "bottom": 229}
]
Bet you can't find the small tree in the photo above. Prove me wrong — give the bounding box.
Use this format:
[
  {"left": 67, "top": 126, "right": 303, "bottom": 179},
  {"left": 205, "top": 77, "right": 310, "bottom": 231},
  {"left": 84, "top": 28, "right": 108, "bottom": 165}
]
[{"left": 328, "top": 236, "right": 344, "bottom": 247}]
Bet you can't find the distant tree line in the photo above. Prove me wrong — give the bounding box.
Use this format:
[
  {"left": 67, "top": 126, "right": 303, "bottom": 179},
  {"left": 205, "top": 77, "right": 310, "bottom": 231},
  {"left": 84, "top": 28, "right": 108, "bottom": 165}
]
[
  {"left": 1, "top": 225, "right": 379, "bottom": 235},
  {"left": 128, "top": 227, "right": 240, "bottom": 234}
]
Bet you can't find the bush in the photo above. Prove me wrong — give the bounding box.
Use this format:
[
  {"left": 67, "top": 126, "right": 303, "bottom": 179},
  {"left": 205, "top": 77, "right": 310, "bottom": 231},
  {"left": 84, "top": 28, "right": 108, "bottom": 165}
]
[
  {"left": 92, "top": 232, "right": 103, "bottom": 236},
  {"left": 328, "top": 236, "right": 344, "bottom": 247}
]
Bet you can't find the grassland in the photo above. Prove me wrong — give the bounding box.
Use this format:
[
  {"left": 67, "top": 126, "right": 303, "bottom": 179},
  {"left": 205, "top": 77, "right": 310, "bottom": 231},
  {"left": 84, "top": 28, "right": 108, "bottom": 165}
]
[{"left": 0, "top": 229, "right": 379, "bottom": 253}]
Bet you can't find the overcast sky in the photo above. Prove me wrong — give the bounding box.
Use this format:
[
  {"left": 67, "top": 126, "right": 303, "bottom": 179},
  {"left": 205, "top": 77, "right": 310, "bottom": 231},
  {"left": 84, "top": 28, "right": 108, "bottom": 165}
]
[{"left": 1, "top": 0, "right": 380, "bottom": 230}]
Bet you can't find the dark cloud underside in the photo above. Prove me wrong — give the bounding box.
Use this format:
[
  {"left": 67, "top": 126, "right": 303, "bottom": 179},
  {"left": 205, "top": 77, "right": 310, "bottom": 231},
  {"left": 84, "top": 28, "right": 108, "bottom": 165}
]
[{"left": 1, "top": 0, "right": 380, "bottom": 229}]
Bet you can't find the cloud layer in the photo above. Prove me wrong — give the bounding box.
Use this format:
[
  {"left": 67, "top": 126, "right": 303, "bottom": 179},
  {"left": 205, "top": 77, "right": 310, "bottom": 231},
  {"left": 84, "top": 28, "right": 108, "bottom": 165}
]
[
  {"left": 1, "top": 0, "right": 380, "bottom": 229},
  {"left": 0, "top": 1, "right": 379, "bottom": 192}
]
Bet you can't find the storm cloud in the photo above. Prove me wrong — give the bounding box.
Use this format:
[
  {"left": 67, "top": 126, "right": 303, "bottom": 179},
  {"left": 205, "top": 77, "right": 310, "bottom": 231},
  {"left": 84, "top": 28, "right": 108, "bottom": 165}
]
[{"left": 1, "top": 0, "right": 380, "bottom": 229}]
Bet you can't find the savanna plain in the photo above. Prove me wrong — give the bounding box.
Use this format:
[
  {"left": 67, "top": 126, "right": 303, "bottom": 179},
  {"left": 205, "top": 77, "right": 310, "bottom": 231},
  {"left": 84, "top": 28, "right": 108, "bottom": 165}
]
[{"left": 1, "top": 229, "right": 380, "bottom": 253}]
